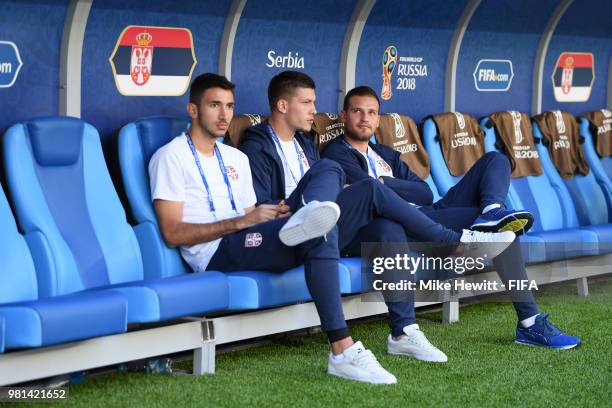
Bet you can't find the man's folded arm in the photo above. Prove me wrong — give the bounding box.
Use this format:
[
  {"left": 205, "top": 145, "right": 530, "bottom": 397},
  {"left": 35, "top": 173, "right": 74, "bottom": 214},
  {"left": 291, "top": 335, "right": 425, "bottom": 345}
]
[{"left": 379, "top": 177, "right": 434, "bottom": 206}]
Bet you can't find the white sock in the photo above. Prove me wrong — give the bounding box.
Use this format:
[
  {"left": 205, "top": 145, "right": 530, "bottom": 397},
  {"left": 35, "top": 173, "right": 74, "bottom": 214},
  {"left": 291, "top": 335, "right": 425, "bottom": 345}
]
[
  {"left": 482, "top": 203, "right": 501, "bottom": 214},
  {"left": 520, "top": 314, "right": 539, "bottom": 328},
  {"left": 331, "top": 353, "right": 345, "bottom": 362}
]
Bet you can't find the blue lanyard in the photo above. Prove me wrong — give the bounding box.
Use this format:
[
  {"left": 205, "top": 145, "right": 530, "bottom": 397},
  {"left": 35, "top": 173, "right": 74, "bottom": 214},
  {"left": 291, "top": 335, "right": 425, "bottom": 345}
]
[
  {"left": 366, "top": 153, "right": 379, "bottom": 179},
  {"left": 185, "top": 134, "right": 239, "bottom": 217},
  {"left": 341, "top": 138, "right": 378, "bottom": 178},
  {"left": 267, "top": 124, "right": 306, "bottom": 186}
]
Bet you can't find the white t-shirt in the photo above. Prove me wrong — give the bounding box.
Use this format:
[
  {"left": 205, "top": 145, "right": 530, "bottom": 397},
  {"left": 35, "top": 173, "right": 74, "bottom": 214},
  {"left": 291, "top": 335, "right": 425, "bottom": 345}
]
[
  {"left": 149, "top": 133, "right": 257, "bottom": 272},
  {"left": 273, "top": 138, "right": 310, "bottom": 198},
  {"left": 360, "top": 147, "right": 394, "bottom": 179}
]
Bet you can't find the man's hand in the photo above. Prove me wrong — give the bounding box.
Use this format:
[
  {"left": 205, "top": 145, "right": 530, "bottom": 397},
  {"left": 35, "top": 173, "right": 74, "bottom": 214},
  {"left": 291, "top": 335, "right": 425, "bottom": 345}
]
[
  {"left": 277, "top": 202, "right": 292, "bottom": 218},
  {"left": 240, "top": 204, "right": 291, "bottom": 228}
]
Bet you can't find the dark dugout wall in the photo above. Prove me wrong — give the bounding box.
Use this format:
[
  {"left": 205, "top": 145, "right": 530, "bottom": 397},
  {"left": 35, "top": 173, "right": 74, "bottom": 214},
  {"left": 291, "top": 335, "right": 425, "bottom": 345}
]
[
  {"left": 355, "top": 0, "right": 468, "bottom": 120},
  {"left": 454, "top": 0, "right": 559, "bottom": 117},
  {"left": 0, "top": 0, "right": 610, "bottom": 147},
  {"left": 541, "top": 0, "right": 612, "bottom": 115},
  {"left": 81, "top": 0, "right": 232, "bottom": 148},
  {"left": 0, "top": 0, "right": 68, "bottom": 133},
  {"left": 231, "top": 0, "right": 356, "bottom": 115}
]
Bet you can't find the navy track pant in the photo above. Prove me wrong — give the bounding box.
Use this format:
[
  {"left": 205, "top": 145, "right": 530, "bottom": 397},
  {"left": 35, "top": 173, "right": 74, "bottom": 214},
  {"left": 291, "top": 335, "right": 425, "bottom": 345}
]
[
  {"left": 338, "top": 153, "right": 539, "bottom": 336},
  {"left": 209, "top": 159, "right": 350, "bottom": 342}
]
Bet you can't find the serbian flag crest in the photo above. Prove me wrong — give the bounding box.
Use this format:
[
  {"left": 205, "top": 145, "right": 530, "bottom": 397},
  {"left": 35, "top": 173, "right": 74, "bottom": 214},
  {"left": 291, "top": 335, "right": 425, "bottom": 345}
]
[
  {"left": 109, "top": 26, "right": 197, "bottom": 96},
  {"left": 551, "top": 52, "right": 595, "bottom": 103}
]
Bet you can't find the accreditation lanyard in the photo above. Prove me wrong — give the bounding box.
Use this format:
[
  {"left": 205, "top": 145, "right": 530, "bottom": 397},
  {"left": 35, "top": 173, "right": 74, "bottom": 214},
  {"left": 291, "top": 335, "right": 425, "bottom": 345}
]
[
  {"left": 341, "top": 138, "right": 379, "bottom": 179},
  {"left": 267, "top": 124, "right": 306, "bottom": 186},
  {"left": 185, "top": 134, "right": 239, "bottom": 218}
]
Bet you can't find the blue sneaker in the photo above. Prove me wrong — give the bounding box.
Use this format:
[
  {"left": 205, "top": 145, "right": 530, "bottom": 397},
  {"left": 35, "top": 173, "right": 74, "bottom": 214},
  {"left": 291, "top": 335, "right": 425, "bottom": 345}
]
[
  {"left": 471, "top": 208, "right": 534, "bottom": 236},
  {"left": 515, "top": 313, "right": 581, "bottom": 349}
]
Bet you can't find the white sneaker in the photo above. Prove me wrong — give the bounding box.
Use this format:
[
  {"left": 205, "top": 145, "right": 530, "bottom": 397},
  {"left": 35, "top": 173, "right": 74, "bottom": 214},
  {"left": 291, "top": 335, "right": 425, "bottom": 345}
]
[
  {"left": 279, "top": 200, "right": 340, "bottom": 246},
  {"left": 327, "top": 341, "right": 397, "bottom": 385},
  {"left": 458, "top": 229, "right": 515, "bottom": 269},
  {"left": 387, "top": 324, "right": 448, "bottom": 362}
]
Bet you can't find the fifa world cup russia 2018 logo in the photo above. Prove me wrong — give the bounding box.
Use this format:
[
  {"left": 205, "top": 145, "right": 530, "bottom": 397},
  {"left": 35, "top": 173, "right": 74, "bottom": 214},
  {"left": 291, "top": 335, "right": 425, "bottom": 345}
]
[{"left": 381, "top": 46, "right": 398, "bottom": 101}]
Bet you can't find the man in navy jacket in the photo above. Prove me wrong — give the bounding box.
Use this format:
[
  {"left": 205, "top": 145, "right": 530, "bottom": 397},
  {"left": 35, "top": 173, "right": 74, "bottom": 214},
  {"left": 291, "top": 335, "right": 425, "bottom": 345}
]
[
  {"left": 240, "top": 72, "right": 535, "bottom": 369},
  {"left": 321, "top": 85, "right": 581, "bottom": 351}
]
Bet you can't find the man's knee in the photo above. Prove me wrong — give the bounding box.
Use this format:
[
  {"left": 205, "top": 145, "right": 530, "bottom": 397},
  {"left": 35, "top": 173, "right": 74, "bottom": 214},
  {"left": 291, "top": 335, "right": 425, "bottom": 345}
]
[
  {"left": 350, "top": 177, "right": 383, "bottom": 197},
  {"left": 481, "top": 151, "right": 510, "bottom": 173}
]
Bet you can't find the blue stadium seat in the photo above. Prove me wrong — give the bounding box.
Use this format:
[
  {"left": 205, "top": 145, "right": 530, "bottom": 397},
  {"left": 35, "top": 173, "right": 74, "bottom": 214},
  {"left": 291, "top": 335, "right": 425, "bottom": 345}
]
[
  {"left": 3, "top": 117, "right": 229, "bottom": 324},
  {"left": 375, "top": 118, "right": 441, "bottom": 201},
  {"left": 532, "top": 120, "right": 612, "bottom": 248},
  {"left": 580, "top": 117, "right": 612, "bottom": 182},
  {"left": 117, "top": 116, "right": 357, "bottom": 311},
  {"left": 578, "top": 117, "right": 612, "bottom": 218},
  {"left": 0, "top": 181, "right": 127, "bottom": 351},
  {"left": 423, "top": 115, "right": 598, "bottom": 262},
  {"left": 478, "top": 117, "right": 599, "bottom": 261},
  {"left": 0, "top": 317, "right": 4, "bottom": 353},
  {"left": 422, "top": 118, "right": 462, "bottom": 196}
]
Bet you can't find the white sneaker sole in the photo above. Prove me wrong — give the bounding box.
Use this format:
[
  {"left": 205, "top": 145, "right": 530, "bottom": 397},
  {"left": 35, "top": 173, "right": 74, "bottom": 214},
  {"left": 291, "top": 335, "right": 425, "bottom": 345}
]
[
  {"left": 463, "top": 240, "right": 513, "bottom": 262},
  {"left": 514, "top": 340, "right": 579, "bottom": 350},
  {"left": 387, "top": 348, "right": 448, "bottom": 362},
  {"left": 279, "top": 202, "right": 340, "bottom": 246},
  {"left": 327, "top": 367, "right": 397, "bottom": 384}
]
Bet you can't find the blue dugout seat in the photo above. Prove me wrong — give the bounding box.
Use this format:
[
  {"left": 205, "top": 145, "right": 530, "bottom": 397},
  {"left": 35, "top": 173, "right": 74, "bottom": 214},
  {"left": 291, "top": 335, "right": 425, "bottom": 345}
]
[
  {"left": 580, "top": 114, "right": 612, "bottom": 182},
  {"left": 0, "top": 317, "right": 4, "bottom": 353},
  {"left": 479, "top": 115, "right": 600, "bottom": 261},
  {"left": 578, "top": 117, "right": 612, "bottom": 216},
  {"left": 376, "top": 113, "right": 441, "bottom": 201},
  {"left": 532, "top": 117, "right": 612, "bottom": 248},
  {"left": 117, "top": 116, "right": 359, "bottom": 312},
  {"left": 2, "top": 117, "right": 229, "bottom": 324},
  {"left": 421, "top": 118, "right": 462, "bottom": 197},
  {"left": 423, "top": 114, "right": 598, "bottom": 262},
  {"left": 0, "top": 181, "right": 127, "bottom": 351}
]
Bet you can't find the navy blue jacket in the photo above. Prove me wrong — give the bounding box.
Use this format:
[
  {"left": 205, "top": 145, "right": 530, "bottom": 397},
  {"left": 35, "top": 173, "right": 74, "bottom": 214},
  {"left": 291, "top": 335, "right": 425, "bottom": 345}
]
[
  {"left": 321, "top": 136, "right": 434, "bottom": 206},
  {"left": 239, "top": 122, "right": 320, "bottom": 204}
]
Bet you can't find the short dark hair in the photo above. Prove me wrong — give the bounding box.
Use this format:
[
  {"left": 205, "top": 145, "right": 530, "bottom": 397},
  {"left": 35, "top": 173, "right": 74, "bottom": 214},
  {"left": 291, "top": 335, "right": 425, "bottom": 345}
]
[
  {"left": 189, "top": 73, "right": 235, "bottom": 105},
  {"left": 343, "top": 86, "right": 380, "bottom": 111},
  {"left": 268, "top": 71, "right": 316, "bottom": 111}
]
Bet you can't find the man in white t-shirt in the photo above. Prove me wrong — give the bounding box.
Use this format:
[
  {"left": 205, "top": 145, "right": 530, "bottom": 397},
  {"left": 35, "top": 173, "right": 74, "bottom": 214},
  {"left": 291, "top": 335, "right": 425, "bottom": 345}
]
[{"left": 148, "top": 73, "right": 397, "bottom": 385}]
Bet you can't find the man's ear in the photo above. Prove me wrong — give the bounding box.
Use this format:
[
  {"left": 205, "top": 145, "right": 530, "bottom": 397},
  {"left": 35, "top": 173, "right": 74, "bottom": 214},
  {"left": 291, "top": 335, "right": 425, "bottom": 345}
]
[
  {"left": 277, "top": 98, "right": 288, "bottom": 114},
  {"left": 340, "top": 110, "right": 346, "bottom": 122},
  {"left": 187, "top": 102, "right": 198, "bottom": 119}
]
